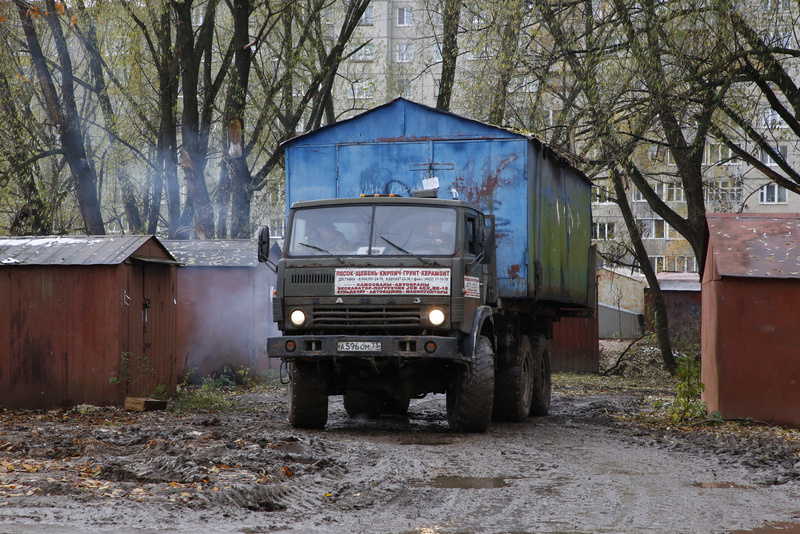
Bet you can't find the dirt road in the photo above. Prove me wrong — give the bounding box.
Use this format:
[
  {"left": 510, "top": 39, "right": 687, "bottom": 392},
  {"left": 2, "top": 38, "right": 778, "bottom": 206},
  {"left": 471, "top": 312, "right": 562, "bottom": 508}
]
[{"left": 1, "top": 385, "right": 799, "bottom": 534}]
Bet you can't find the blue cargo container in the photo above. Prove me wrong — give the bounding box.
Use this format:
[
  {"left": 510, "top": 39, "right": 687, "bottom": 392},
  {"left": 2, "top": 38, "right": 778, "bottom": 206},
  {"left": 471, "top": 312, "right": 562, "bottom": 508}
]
[{"left": 284, "top": 98, "right": 592, "bottom": 309}]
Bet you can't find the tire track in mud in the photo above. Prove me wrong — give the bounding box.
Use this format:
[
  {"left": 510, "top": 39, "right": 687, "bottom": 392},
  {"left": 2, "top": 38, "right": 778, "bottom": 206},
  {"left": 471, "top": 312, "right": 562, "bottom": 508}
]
[{"left": 2, "top": 389, "right": 800, "bottom": 533}]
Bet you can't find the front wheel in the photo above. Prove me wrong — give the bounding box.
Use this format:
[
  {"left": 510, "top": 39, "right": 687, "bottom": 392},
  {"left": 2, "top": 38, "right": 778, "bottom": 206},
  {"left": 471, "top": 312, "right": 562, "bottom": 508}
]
[
  {"left": 288, "top": 362, "right": 329, "bottom": 429},
  {"left": 446, "top": 335, "right": 495, "bottom": 432},
  {"left": 529, "top": 335, "right": 552, "bottom": 417}
]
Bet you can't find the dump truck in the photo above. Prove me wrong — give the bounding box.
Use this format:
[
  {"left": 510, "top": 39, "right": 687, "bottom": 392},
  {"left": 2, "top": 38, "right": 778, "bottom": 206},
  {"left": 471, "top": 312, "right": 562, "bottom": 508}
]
[{"left": 260, "top": 99, "right": 594, "bottom": 432}]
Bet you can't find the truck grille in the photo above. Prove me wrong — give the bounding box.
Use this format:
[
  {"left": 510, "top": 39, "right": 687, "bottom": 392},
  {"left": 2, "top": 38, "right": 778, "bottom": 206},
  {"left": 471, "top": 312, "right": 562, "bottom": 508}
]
[
  {"left": 313, "top": 307, "right": 421, "bottom": 328},
  {"left": 291, "top": 272, "right": 335, "bottom": 285}
]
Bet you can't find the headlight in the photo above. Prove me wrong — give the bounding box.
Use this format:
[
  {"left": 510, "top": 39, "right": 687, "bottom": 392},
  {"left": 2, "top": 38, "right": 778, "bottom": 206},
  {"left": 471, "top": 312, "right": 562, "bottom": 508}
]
[
  {"left": 428, "top": 308, "right": 446, "bottom": 326},
  {"left": 289, "top": 309, "right": 306, "bottom": 326}
]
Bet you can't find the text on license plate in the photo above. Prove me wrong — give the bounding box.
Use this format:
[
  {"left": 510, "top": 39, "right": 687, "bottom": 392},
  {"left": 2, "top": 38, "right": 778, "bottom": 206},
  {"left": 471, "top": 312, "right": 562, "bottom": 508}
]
[{"left": 338, "top": 341, "right": 381, "bottom": 352}]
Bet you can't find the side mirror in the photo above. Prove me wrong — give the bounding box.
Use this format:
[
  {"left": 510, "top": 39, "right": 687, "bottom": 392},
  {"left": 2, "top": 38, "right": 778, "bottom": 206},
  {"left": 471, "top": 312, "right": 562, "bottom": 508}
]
[
  {"left": 257, "top": 226, "right": 271, "bottom": 263},
  {"left": 477, "top": 225, "right": 494, "bottom": 265}
]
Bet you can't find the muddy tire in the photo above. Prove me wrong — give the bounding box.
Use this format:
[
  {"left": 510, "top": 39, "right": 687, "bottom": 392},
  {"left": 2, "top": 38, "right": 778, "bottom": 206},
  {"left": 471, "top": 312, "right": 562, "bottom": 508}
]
[
  {"left": 384, "top": 396, "right": 411, "bottom": 416},
  {"left": 344, "top": 391, "right": 410, "bottom": 418},
  {"left": 492, "top": 334, "right": 534, "bottom": 422},
  {"left": 288, "top": 362, "right": 328, "bottom": 429},
  {"left": 447, "top": 335, "right": 495, "bottom": 432},
  {"left": 529, "top": 335, "right": 552, "bottom": 417}
]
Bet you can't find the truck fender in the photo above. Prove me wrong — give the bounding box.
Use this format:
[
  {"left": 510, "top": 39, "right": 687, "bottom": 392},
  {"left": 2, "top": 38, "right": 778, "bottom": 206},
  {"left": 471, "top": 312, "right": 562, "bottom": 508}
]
[{"left": 462, "top": 305, "right": 495, "bottom": 362}]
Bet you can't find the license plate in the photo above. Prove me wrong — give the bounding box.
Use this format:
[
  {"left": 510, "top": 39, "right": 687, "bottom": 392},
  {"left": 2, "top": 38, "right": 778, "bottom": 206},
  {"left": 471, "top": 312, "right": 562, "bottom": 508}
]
[{"left": 338, "top": 341, "right": 381, "bottom": 352}]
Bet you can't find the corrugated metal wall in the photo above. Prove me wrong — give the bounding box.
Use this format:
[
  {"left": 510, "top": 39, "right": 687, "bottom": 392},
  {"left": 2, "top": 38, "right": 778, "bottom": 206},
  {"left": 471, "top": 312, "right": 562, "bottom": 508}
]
[
  {"left": 551, "top": 316, "right": 599, "bottom": 373},
  {"left": 0, "top": 262, "right": 177, "bottom": 409},
  {"left": 598, "top": 303, "right": 643, "bottom": 339}
]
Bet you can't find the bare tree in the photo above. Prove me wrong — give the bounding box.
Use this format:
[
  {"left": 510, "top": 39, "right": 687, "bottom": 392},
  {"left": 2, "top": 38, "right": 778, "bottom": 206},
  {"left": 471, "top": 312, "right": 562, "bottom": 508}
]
[{"left": 13, "top": 0, "right": 105, "bottom": 234}]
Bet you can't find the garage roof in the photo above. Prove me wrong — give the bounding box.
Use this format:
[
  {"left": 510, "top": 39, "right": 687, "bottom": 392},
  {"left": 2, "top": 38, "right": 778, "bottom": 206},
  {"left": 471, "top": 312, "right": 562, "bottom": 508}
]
[
  {"left": 0, "top": 236, "right": 176, "bottom": 266},
  {"left": 706, "top": 213, "right": 800, "bottom": 279}
]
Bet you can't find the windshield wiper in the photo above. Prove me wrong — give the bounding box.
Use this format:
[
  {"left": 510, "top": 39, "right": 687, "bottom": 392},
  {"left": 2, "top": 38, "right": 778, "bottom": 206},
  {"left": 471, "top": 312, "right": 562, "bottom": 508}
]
[
  {"left": 380, "top": 236, "right": 429, "bottom": 265},
  {"left": 299, "top": 242, "right": 345, "bottom": 264}
]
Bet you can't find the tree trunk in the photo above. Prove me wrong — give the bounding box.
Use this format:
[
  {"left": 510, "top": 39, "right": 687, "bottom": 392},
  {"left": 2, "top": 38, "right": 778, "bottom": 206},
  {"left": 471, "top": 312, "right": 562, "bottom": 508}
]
[
  {"left": 172, "top": 0, "right": 218, "bottom": 238},
  {"left": 488, "top": 0, "right": 524, "bottom": 125},
  {"left": 16, "top": 0, "right": 105, "bottom": 235},
  {"left": 225, "top": 0, "right": 255, "bottom": 239},
  {"left": 436, "top": 0, "right": 460, "bottom": 111},
  {"left": 611, "top": 168, "right": 677, "bottom": 374},
  {"left": 155, "top": 7, "right": 181, "bottom": 237}
]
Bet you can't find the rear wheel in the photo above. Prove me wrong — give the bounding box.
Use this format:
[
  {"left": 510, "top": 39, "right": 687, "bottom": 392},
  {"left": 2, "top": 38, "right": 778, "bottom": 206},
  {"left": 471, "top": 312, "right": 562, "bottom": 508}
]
[
  {"left": 288, "top": 362, "right": 328, "bottom": 429},
  {"left": 492, "top": 334, "right": 534, "bottom": 422},
  {"left": 447, "top": 335, "right": 494, "bottom": 432},
  {"left": 529, "top": 335, "right": 552, "bottom": 417}
]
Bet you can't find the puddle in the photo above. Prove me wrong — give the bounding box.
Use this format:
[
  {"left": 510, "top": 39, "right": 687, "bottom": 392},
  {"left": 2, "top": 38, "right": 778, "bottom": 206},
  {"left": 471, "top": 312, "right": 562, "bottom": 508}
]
[
  {"left": 730, "top": 522, "right": 800, "bottom": 533},
  {"left": 693, "top": 481, "right": 756, "bottom": 490},
  {"left": 413, "top": 476, "right": 512, "bottom": 489}
]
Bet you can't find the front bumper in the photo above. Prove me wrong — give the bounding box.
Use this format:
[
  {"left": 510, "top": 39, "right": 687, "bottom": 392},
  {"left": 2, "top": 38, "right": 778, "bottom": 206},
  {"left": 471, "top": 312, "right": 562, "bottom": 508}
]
[{"left": 267, "top": 335, "right": 464, "bottom": 362}]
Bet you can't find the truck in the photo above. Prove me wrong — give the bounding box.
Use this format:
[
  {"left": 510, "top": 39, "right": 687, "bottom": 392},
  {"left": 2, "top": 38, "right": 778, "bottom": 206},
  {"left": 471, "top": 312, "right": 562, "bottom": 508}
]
[{"left": 260, "top": 99, "right": 595, "bottom": 432}]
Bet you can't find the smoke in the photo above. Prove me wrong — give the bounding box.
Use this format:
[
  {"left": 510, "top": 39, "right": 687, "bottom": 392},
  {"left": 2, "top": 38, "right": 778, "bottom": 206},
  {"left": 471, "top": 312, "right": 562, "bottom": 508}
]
[{"left": 179, "top": 262, "right": 280, "bottom": 382}]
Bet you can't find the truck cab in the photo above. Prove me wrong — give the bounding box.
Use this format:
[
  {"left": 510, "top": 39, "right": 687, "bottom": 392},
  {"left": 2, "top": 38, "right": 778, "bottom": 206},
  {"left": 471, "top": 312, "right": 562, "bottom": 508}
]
[{"left": 264, "top": 193, "right": 499, "bottom": 431}]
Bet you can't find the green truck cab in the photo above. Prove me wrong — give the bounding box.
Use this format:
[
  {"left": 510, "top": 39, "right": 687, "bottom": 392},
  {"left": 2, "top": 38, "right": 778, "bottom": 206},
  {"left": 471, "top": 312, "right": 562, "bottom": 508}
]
[{"left": 264, "top": 193, "right": 502, "bottom": 431}]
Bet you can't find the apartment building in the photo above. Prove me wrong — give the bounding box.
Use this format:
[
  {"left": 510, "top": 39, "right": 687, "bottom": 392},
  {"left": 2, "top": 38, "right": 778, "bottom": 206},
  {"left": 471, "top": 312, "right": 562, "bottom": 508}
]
[{"left": 327, "top": 0, "right": 800, "bottom": 275}]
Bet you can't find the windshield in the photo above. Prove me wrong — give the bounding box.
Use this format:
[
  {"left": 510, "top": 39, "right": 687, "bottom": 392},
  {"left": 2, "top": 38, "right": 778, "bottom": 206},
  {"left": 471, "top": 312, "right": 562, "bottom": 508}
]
[{"left": 287, "top": 204, "right": 458, "bottom": 257}]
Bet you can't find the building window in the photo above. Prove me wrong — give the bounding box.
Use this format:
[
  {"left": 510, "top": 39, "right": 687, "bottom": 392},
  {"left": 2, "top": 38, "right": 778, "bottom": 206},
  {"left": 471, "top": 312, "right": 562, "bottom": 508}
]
[
  {"left": 634, "top": 182, "right": 666, "bottom": 202},
  {"left": 520, "top": 76, "right": 539, "bottom": 93},
  {"left": 592, "top": 222, "right": 616, "bottom": 240},
  {"left": 705, "top": 179, "right": 743, "bottom": 204},
  {"left": 269, "top": 217, "right": 285, "bottom": 238},
  {"left": 351, "top": 42, "right": 374, "bottom": 62},
  {"left": 759, "top": 183, "right": 787, "bottom": 204},
  {"left": 358, "top": 5, "right": 374, "bottom": 25},
  {"left": 766, "top": 28, "right": 792, "bottom": 48},
  {"left": 433, "top": 79, "right": 440, "bottom": 97},
  {"left": 396, "top": 43, "right": 414, "bottom": 63},
  {"left": 397, "top": 7, "right": 413, "bottom": 26},
  {"left": 707, "top": 143, "right": 738, "bottom": 165},
  {"left": 666, "top": 255, "right": 698, "bottom": 272},
  {"left": 350, "top": 80, "right": 374, "bottom": 100},
  {"left": 666, "top": 182, "right": 684, "bottom": 202},
  {"left": 664, "top": 255, "right": 697, "bottom": 272},
  {"left": 764, "top": 0, "right": 791, "bottom": 12},
  {"left": 760, "top": 144, "right": 788, "bottom": 167},
  {"left": 763, "top": 109, "right": 788, "bottom": 129},
  {"left": 396, "top": 78, "right": 413, "bottom": 99},
  {"left": 649, "top": 256, "right": 665, "bottom": 273},
  {"left": 592, "top": 185, "right": 614, "bottom": 204},
  {"left": 433, "top": 42, "right": 442, "bottom": 63},
  {"left": 642, "top": 219, "right": 666, "bottom": 239}
]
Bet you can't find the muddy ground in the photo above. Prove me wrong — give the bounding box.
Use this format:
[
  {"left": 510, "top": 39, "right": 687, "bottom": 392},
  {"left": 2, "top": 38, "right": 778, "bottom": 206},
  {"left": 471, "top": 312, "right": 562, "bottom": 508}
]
[{"left": 1, "top": 345, "right": 800, "bottom": 534}]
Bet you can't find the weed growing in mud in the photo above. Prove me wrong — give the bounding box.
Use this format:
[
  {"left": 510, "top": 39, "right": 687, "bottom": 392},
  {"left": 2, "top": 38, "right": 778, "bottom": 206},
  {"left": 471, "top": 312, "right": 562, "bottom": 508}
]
[
  {"left": 169, "top": 377, "right": 234, "bottom": 413},
  {"left": 165, "top": 367, "right": 283, "bottom": 413},
  {"left": 668, "top": 356, "right": 706, "bottom": 423}
]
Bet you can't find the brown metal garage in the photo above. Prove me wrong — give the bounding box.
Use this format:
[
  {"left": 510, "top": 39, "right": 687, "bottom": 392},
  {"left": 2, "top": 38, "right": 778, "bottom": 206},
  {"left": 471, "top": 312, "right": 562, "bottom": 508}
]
[
  {"left": 0, "top": 236, "right": 178, "bottom": 409},
  {"left": 702, "top": 213, "right": 800, "bottom": 428}
]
